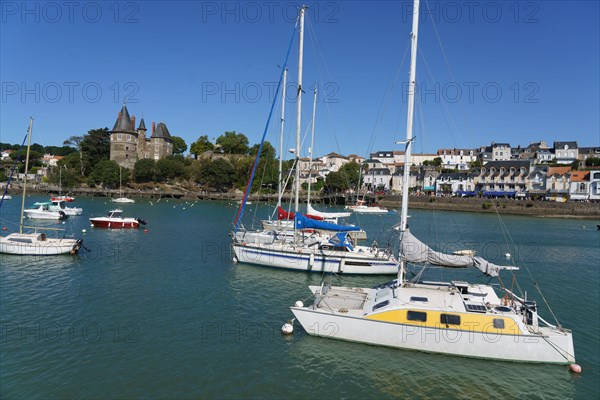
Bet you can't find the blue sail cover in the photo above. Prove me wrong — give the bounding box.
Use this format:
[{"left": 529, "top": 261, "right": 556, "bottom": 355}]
[
  {"left": 294, "top": 214, "right": 360, "bottom": 232},
  {"left": 328, "top": 232, "right": 354, "bottom": 251}
]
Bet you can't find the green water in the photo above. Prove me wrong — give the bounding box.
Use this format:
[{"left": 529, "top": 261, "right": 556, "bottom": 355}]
[{"left": 1, "top": 196, "right": 598, "bottom": 399}]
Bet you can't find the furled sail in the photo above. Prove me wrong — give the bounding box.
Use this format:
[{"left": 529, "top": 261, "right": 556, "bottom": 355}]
[
  {"left": 307, "top": 203, "right": 351, "bottom": 219},
  {"left": 295, "top": 214, "right": 360, "bottom": 232},
  {"left": 400, "top": 229, "right": 510, "bottom": 277},
  {"left": 277, "top": 206, "right": 323, "bottom": 221}
]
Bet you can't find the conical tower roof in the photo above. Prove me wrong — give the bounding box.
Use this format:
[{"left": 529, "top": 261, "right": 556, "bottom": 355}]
[
  {"left": 138, "top": 118, "right": 147, "bottom": 131},
  {"left": 111, "top": 105, "right": 136, "bottom": 133},
  {"left": 151, "top": 122, "right": 173, "bottom": 142}
]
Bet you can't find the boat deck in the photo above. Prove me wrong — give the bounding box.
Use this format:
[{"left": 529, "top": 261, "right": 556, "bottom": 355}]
[{"left": 315, "top": 287, "right": 369, "bottom": 311}]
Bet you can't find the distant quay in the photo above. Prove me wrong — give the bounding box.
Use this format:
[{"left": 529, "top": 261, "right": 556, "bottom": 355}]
[{"left": 379, "top": 195, "right": 600, "bottom": 219}]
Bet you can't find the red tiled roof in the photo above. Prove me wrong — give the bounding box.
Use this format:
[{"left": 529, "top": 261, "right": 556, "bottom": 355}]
[
  {"left": 546, "top": 166, "right": 571, "bottom": 176},
  {"left": 570, "top": 171, "right": 589, "bottom": 182}
]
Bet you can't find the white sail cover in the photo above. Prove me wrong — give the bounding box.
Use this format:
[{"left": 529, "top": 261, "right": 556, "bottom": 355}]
[
  {"left": 400, "top": 229, "right": 508, "bottom": 277},
  {"left": 307, "top": 203, "right": 351, "bottom": 219}
]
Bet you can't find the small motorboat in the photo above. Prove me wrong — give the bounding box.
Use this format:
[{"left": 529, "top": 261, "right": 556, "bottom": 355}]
[
  {"left": 49, "top": 199, "right": 83, "bottom": 216},
  {"left": 90, "top": 209, "right": 146, "bottom": 229},
  {"left": 1, "top": 194, "right": 12, "bottom": 200},
  {"left": 112, "top": 197, "right": 135, "bottom": 204},
  {"left": 24, "top": 202, "right": 68, "bottom": 220}
]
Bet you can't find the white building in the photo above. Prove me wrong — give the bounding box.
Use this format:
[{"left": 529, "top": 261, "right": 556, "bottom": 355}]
[
  {"left": 553, "top": 141, "right": 578, "bottom": 165},
  {"left": 437, "top": 148, "right": 477, "bottom": 170},
  {"left": 589, "top": 170, "right": 600, "bottom": 201}
]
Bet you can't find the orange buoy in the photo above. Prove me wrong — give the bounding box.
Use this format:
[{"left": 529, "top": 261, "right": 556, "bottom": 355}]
[
  {"left": 569, "top": 364, "right": 582, "bottom": 373},
  {"left": 144, "top": 229, "right": 149, "bottom": 233},
  {"left": 2, "top": 227, "right": 6, "bottom": 231}
]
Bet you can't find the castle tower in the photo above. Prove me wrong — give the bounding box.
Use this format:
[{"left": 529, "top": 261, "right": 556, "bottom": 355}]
[
  {"left": 150, "top": 122, "right": 174, "bottom": 160},
  {"left": 136, "top": 118, "right": 148, "bottom": 159},
  {"left": 109, "top": 105, "right": 138, "bottom": 169}
]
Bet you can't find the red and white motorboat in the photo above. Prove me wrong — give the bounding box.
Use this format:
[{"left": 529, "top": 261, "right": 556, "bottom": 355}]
[
  {"left": 51, "top": 195, "right": 75, "bottom": 202},
  {"left": 89, "top": 209, "right": 147, "bottom": 229}
]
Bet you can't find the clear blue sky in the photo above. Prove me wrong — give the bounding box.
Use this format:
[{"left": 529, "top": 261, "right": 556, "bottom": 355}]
[{"left": 1, "top": 0, "right": 598, "bottom": 158}]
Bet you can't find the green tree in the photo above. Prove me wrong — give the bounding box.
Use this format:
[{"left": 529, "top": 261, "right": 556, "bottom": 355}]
[
  {"left": 87, "top": 160, "right": 121, "bottom": 187},
  {"left": 198, "top": 158, "right": 235, "bottom": 191},
  {"left": 585, "top": 157, "right": 600, "bottom": 167},
  {"left": 249, "top": 141, "right": 276, "bottom": 161},
  {"left": 64, "top": 135, "right": 84, "bottom": 176},
  {"left": 80, "top": 128, "right": 111, "bottom": 176},
  {"left": 571, "top": 159, "right": 581, "bottom": 170},
  {"left": 171, "top": 136, "right": 187, "bottom": 155},
  {"left": 324, "top": 162, "right": 362, "bottom": 193},
  {"left": 48, "top": 165, "right": 80, "bottom": 189},
  {"left": 156, "top": 156, "right": 186, "bottom": 182},
  {"left": 216, "top": 131, "right": 249, "bottom": 154},
  {"left": 133, "top": 159, "right": 157, "bottom": 183},
  {"left": 190, "top": 135, "right": 214, "bottom": 158},
  {"left": 44, "top": 145, "right": 77, "bottom": 156}
]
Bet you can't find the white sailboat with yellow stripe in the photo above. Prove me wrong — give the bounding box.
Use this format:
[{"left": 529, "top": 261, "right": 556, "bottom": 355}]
[{"left": 289, "top": 0, "right": 576, "bottom": 365}]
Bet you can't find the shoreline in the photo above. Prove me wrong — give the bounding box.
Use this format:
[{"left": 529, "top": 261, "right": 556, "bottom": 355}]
[{"left": 4, "top": 184, "right": 599, "bottom": 220}]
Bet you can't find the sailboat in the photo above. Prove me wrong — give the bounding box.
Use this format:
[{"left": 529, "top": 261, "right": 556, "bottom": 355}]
[
  {"left": 305, "top": 84, "right": 351, "bottom": 221},
  {"left": 289, "top": 0, "right": 576, "bottom": 365},
  {"left": 50, "top": 166, "right": 75, "bottom": 202},
  {"left": 112, "top": 166, "right": 135, "bottom": 203},
  {"left": 232, "top": 6, "right": 398, "bottom": 275},
  {"left": 0, "top": 118, "right": 83, "bottom": 255}
]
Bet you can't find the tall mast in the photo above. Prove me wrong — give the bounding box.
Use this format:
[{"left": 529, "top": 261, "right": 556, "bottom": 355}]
[
  {"left": 294, "top": 5, "right": 306, "bottom": 213},
  {"left": 398, "top": 0, "right": 420, "bottom": 284},
  {"left": 19, "top": 117, "right": 33, "bottom": 234},
  {"left": 307, "top": 83, "right": 317, "bottom": 206},
  {"left": 400, "top": 0, "right": 419, "bottom": 234},
  {"left": 277, "top": 68, "right": 288, "bottom": 208}
]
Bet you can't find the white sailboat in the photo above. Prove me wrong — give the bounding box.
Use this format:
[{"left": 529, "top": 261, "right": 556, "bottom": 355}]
[
  {"left": 232, "top": 6, "right": 398, "bottom": 275},
  {"left": 0, "top": 118, "right": 83, "bottom": 255},
  {"left": 289, "top": 0, "right": 576, "bottom": 365},
  {"left": 112, "top": 166, "right": 135, "bottom": 203}
]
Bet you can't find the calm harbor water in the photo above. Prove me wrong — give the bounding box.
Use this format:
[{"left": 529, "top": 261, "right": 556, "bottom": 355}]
[{"left": 1, "top": 196, "right": 598, "bottom": 399}]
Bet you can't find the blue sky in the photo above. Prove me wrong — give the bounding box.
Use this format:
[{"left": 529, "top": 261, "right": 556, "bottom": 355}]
[{"left": 1, "top": 0, "right": 598, "bottom": 158}]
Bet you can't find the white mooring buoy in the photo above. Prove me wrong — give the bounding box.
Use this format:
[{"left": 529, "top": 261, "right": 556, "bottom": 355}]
[
  {"left": 569, "top": 364, "right": 582, "bottom": 373},
  {"left": 281, "top": 318, "right": 296, "bottom": 335},
  {"left": 505, "top": 252, "right": 511, "bottom": 258}
]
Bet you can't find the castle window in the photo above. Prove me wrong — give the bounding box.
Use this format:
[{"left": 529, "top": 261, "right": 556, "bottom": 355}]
[
  {"left": 118, "top": 134, "right": 122, "bottom": 140},
  {"left": 126, "top": 146, "right": 129, "bottom": 151},
  {"left": 127, "top": 135, "right": 131, "bottom": 142}
]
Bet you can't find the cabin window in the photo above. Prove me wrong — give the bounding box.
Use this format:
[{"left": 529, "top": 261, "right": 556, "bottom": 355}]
[
  {"left": 407, "top": 311, "right": 427, "bottom": 322},
  {"left": 440, "top": 314, "right": 461, "bottom": 326},
  {"left": 493, "top": 319, "right": 505, "bottom": 329},
  {"left": 372, "top": 300, "right": 389, "bottom": 311},
  {"left": 410, "top": 296, "right": 428, "bottom": 303}
]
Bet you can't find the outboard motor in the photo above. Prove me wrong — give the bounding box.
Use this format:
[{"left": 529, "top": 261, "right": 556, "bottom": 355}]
[
  {"left": 58, "top": 210, "right": 68, "bottom": 220},
  {"left": 136, "top": 218, "right": 147, "bottom": 225}
]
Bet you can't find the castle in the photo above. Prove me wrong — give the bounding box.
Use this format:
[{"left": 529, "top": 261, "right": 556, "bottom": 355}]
[{"left": 109, "top": 105, "right": 173, "bottom": 169}]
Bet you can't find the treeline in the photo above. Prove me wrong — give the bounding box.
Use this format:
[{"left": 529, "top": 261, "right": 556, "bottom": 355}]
[{"left": 1, "top": 128, "right": 368, "bottom": 193}]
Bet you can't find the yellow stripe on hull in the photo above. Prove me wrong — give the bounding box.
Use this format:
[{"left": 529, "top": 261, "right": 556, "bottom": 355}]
[{"left": 367, "top": 309, "right": 523, "bottom": 335}]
